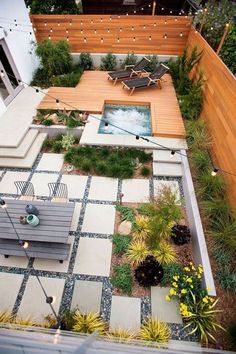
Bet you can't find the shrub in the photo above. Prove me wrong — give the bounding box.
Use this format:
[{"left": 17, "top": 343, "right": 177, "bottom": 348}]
[
  {"left": 141, "top": 166, "right": 150, "bottom": 177},
  {"left": 30, "top": 0, "right": 80, "bottom": 14},
  {"left": 161, "top": 263, "right": 184, "bottom": 287},
  {"left": 100, "top": 53, "right": 117, "bottom": 71},
  {"left": 42, "top": 118, "right": 53, "bottom": 126},
  {"left": 52, "top": 140, "right": 62, "bottom": 153},
  {"left": 197, "top": 171, "right": 226, "bottom": 200},
  {"left": 139, "top": 318, "right": 170, "bottom": 342},
  {"left": 126, "top": 240, "right": 149, "bottom": 265},
  {"left": 43, "top": 138, "right": 53, "bottom": 149},
  {"left": 51, "top": 68, "right": 83, "bottom": 87},
  {"left": 209, "top": 216, "right": 236, "bottom": 252},
  {"left": 66, "top": 116, "right": 81, "bottom": 128},
  {"left": 31, "top": 67, "right": 52, "bottom": 88},
  {"left": 35, "top": 40, "right": 72, "bottom": 78},
  {"left": 217, "top": 268, "right": 236, "bottom": 292},
  {"left": 132, "top": 215, "right": 150, "bottom": 242},
  {"left": 61, "top": 134, "right": 75, "bottom": 151},
  {"left": 64, "top": 147, "right": 77, "bottom": 163},
  {"left": 111, "top": 263, "right": 133, "bottom": 295},
  {"left": 134, "top": 256, "right": 164, "bottom": 287},
  {"left": 220, "top": 25, "right": 236, "bottom": 75},
  {"left": 171, "top": 225, "right": 191, "bottom": 246},
  {"left": 183, "top": 291, "right": 224, "bottom": 344},
  {"left": 79, "top": 53, "right": 93, "bottom": 70},
  {"left": 145, "top": 55, "right": 159, "bottom": 72},
  {"left": 153, "top": 242, "right": 176, "bottom": 265},
  {"left": 121, "top": 52, "right": 138, "bottom": 69},
  {"left": 112, "top": 234, "right": 131, "bottom": 255},
  {"left": 81, "top": 159, "right": 93, "bottom": 172},
  {"left": 73, "top": 311, "right": 106, "bottom": 334},
  {"left": 96, "top": 161, "right": 108, "bottom": 175},
  {"left": 202, "top": 197, "right": 234, "bottom": 222},
  {"left": 186, "top": 119, "right": 212, "bottom": 152}
]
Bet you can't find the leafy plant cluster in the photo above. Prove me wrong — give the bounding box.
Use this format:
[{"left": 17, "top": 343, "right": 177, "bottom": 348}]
[
  {"left": 31, "top": 40, "right": 84, "bottom": 88},
  {"left": 165, "top": 262, "right": 224, "bottom": 343},
  {"left": 220, "top": 25, "right": 236, "bottom": 75},
  {"left": 35, "top": 109, "right": 83, "bottom": 128},
  {"left": 193, "top": 0, "right": 234, "bottom": 50},
  {"left": 64, "top": 146, "right": 152, "bottom": 178},
  {"left": 42, "top": 133, "right": 79, "bottom": 153},
  {"left": 167, "top": 47, "right": 204, "bottom": 120},
  {"left": 29, "top": 0, "right": 81, "bottom": 14}
]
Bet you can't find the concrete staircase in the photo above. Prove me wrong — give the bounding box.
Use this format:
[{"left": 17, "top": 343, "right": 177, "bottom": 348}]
[
  {"left": 153, "top": 149, "right": 183, "bottom": 177},
  {"left": 0, "top": 129, "right": 46, "bottom": 168}
]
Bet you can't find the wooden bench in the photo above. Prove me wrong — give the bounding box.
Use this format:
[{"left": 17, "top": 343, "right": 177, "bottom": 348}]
[{"left": 0, "top": 239, "right": 71, "bottom": 263}]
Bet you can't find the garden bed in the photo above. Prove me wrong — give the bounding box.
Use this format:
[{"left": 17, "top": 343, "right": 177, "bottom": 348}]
[{"left": 33, "top": 109, "right": 86, "bottom": 128}]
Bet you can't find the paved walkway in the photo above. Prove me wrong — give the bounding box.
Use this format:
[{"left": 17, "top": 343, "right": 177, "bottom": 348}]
[{"left": 0, "top": 87, "right": 45, "bottom": 148}]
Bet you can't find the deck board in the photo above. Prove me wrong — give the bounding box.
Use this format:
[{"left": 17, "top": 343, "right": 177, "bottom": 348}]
[{"left": 38, "top": 70, "right": 185, "bottom": 138}]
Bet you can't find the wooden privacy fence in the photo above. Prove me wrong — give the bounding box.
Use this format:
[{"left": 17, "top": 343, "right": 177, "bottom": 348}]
[
  {"left": 30, "top": 15, "right": 192, "bottom": 54},
  {"left": 187, "top": 27, "right": 236, "bottom": 207}
]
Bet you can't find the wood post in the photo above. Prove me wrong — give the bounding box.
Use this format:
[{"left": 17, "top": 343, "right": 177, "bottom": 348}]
[
  {"left": 199, "top": 8, "right": 207, "bottom": 34},
  {"left": 152, "top": 1, "right": 156, "bottom": 16},
  {"left": 216, "top": 23, "right": 230, "bottom": 55}
]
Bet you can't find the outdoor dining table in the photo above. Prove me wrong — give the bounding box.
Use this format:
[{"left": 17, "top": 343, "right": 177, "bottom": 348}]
[{"left": 0, "top": 199, "right": 75, "bottom": 243}]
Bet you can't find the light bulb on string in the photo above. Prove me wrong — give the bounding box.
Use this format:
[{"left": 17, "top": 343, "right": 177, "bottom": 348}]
[
  {"left": 165, "top": 20, "right": 167, "bottom": 24},
  {"left": 66, "top": 36, "right": 69, "bottom": 41},
  {"left": 132, "top": 26, "right": 134, "bottom": 31},
  {"left": 141, "top": 7, "right": 144, "bottom": 11},
  {"left": 46, "top": 296, "right": 56, "bottom": 304},
  {"left": 162, "top": 7, "right": 164, "bottom": 11},
  {"left": 44, "top": 21, "right": 47, "bottom": 26},
  {"left": 134, "top": 10, "right": 136, "bottom": 14},
  {"left": 154, "top": 22, "right": 157, "bottom": 27},
  {"left": 50, "top": 28, "right": 53, "bottom": 33},
  {"left": 104, "top": 121, "right": 109, "bottom": 130},
  {"left": 180, "top": 32, "right": 183, "bottom": 37},
  {"left": 136, "top": 135, "right": 139, "bottom": 140},
  {"left": 211, "top": 168, "right": 219, "bottom": 177},
  {"left": 143, "top": 25, "right": 146, "bottom": 29},
  {"left": 36, "top": 88, "right": 39, "bottom": 94},
  {"left": 119, "top": 28, "right": 122, "bottom": 32},
  {"left": 175, "top": 18, "right": 178, "bottom": 21},
  {"left": 34, "top": 27, "right": 37, "bottom": 32},
  {"left": 133, "top": 37, "right": 136, "bottom": 42},
  {"left": 126, "top": 13, "right": 128, "bottom": 16},
  {"left": 149, "top": 35, "right": 152, "bottom": 41},
  {"left": 66, "top": 29, "right": 68, "bottom": 33},
  {"left": 148, "top": 4, "right": 151, "bottom": 7},
  {"left": 48, "top": 34, "right": 51, "bottom": 40},
  {"left": 81, "top": 20, "right": 83, "bottom": 25},
  {"left": 70, "top": 20, "right": 72, "bottom": 26},
  {"left": 84, "top": 37, "right": 86, "bottom": 43},
  {"left": 101, "top": 37, "right": 103, "bottom": 43},
  {"left": 109, "top": 16, "right": 112, "bottom": 21},
  {"left": 56, "top": 99, "right": 60, "bottom": 106},
  {"left": 170, "top": 150, "right": 175, "bottom": 157},
  {"left": 107, "top": 28, "right": 110, "bottom": 33},
  {"left": 117, "top": 37, "right": 120, "bottom": 43},
  {"left": 100, "top": 17, "right": 103, "bottom": 22},
  {"left": 0, "top": 70, "right": 5, "bottom": 78},
  {"left": 170, "top": 10, "right": 173, "bottom": 14},
  {"left": 57, "top": 22, "right": 60, "bottom": 26},
  {"left": 91, "top": 19, "right": 93, "bottom": 24},
  {"left": 19, "top": 240, "right": 29, "bottom": 249},
  {"left": 94, "top": 29, "right": 97, "bottom": 34},
  {"left": 80, "top": 29, "right": 83, "bottom": 34},
  {"left": 164, "top": 33, "right": 167, "bottom": 39}
]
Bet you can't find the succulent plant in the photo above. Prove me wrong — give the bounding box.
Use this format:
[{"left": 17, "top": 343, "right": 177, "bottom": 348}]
[
  {"left": 171, "top": 225, "right": 191, "bottom": 246},
  {"left": 134, "top": 255, "right": 164, "bottom": 287}
]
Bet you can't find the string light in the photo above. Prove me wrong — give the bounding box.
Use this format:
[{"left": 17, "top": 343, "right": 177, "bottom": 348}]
[
  {"left": 66, "top": 36, "right": 69, "bottom": 41},
  {"left": 165, "top": 20, "right": 167, "bottom": 24},
  {"left": 57, "top": 22, "right": 60, "bottom": 26},
  {"left": 109, "top": 16, "right": 112, "bottom": 21},
  {"left": 211, "top": 168, "right": 219, "bottom": 177},
  {"left": 94, "top": 29, "right": 97, "bottom": 34},
  {"left": 66, "top": 29, "right": 68, "bottom": 34},
  {"left": 44, "top": 21, "right": 47, "bottom": 26},
  {"left": 162, "top": 7, "right": 164, "bottom": 10},
  {"left": 50, "top": 28, "right": 53, "bottom": 33},
  {"left": 107, "top": 28, "right": 110, "bottom": 33},
  {"left": 46, "top": 296, "right": 56, "bottom": 304},
  {"left": 180, "top": 32, "right": 183, "bottom": 37},
  {"left": 100, "top": 17, "right": 103, "bottom": 22},
  {"left": 69, "top": 20, "right": 72, "bottom": 26},
  {"left": 91, "top": 19, "right": 93, "bottom": 24},
  {"left": 0, "top": 70, "right": 4, "bottom": 78},
  {"left": 33, "top": 27, "right": 36, "bottom": 32},
  {"left": 80, "top": 20, "right": 83, "bottom": 26},
  {"left": 171, "top": 150, "right": 175, "bottom": 156},
  {"left": 170, "top": 10, "right": 173, "bottom": 14},
  {"left": 18, "top": 240, "right": 29, "bottom": 249},
  {"left": 84, "top": 37, "right": 86, "bottom": 43},
  {"left": 104, "top": 121, "right": 109, "bottom": 130},
  {"left": 133, "top": 37, "right": 136, "bottom": 42},
  {"left": 132, "top": 26, "right": 134, "bottom": 31},
  {"left": 119, "top": 27, "right": 122, "bottom": 32},
  {"left": 164, "top": 33, "right": 167, "bottom": 39},
  {"left": 117, "top": 37, "right": 120, "bottom": 43},
  {"left": 80, "top": 29, "right": 83, "bottom": 34},
  {"left": 154, "top": 22, "right": 157, "bottom": 27},
  {"left": 101, "top": 37, "right": 103, "bottom": 43},
  {"left": 149, "top": 35, "right": 152, "bottom": 41},
  {"left": 56, "top": 99, "right": 60, "bottom": 106},
  {"left": 136, "top": 135, "right": 139, "bottom": 140},
  {"left": 143, "top": 25, "right": 146, "bottom": 29},
  {"left": 48, "top": 34, "right": 51, "bottom": 40},
  {"left": 35, "top": 88, "right": 39, "bottom": 94}
]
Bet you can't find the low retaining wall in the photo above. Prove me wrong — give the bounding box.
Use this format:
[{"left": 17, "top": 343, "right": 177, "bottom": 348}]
[
  {"left": 30, "top": 124, "right": 84, "bottom": 138},
  {"left": 181, "top": 150, "right": 216, "bottom": 296},
  {"left": 72, "top": 53, "right": 177, "bottom": 70}
]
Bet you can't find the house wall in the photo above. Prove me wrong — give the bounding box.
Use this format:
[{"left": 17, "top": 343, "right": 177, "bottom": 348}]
[{"left": 0, "top": 0, "right": 39, "bottom": 116}]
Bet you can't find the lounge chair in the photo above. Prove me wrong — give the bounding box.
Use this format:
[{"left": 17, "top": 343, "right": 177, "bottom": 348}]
[
  {"left": 107, "top": 57, "right": 150, "bottom": 85},
  {"left": 122, "top": 63, "right": 169, "bottom": 95}
]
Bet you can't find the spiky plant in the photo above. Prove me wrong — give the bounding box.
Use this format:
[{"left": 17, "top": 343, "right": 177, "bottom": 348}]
[
  {"left": 132, "top": 215, "right": 150, "bottom": 242},
  {"left": 14, "top": 316, "right": 37, "bottom": 326},
  {"left": 183, "top": 291, "right": 224, "bottom": 344},
  {"left": 197, "top": 171, "right": 226, "bottom": 200},
  {"left": 139, "top": 318, "right": 170, "bottom": 343},
  {"left": 0, "top": 310, "right": 13, "bottom": 323},
  {"left": 209, "top": 215, "right": 236, "bottom": 252},
  {"left": 73, "top": 311, "right": 106, "bottom": 334},
  {"left": 153, "top": 242, "right": 176, "bottom": 265},
  {"left": 107, "top": 328, "right": 135, "bottom": 342},
  {"left": 126, "top": 240, "right": 149, "bottom": 265},
  {"left": 134, "top": 255, "right": 164, "bottom": 287},
  {"left": 186, "top": 119, "right": 212, "bottom": 152}
]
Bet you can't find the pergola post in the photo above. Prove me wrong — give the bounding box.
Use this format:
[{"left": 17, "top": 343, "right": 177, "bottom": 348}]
[{"left": 216, "top": 23, "right": 230, "bottom": 55}]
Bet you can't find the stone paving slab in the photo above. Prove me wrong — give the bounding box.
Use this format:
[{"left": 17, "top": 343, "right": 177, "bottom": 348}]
[
  {"left": 30, "top": 173, "right": 59, "bottom": 197},
  {"left": 18, "top": 276, "right": 65, "bottom": 323},
  {"left": 61, "top": 175, "right": 88, "bottom": 199},
  {"left": 109, "top": 296, "right": 141, "bottom": 333},
  {"left": 82, "top": 204, "right": 115, "bottom": 234},
  {"left": 70, "top": 203, "right": 82, "bottom": 232},
  {"left": 0, "top": 272, "right": 24, "bottom": 311},
  {"left": 71, "top": 280, "right": 103, "bottom": 313},
  {"left": 153, "top": 150, "right": 182, "bottom": 163},
  {"left": 88, "top": 176, "right": 118, "bottom": 201},
  {"left": 122, "top": 179, "right": 150, "bottom": 203},
  {"left": 33, "top": 236, "right": 74, "bottom": 273},
  {"left": 153, "top": 162, "right": 183, "bottom": 177},
  {"left": 0, "top": 171, "right": 30, "bottom": 194},
  {"left": 0, "top": 254, "right": 28, "bottom": 268},
  {"left": 36, "top": 153, "right": 64, "bottom": 172},
  {"left": 73, "top": 238, "right": 112, "bottom": 276},
  {"left": 154, "top": 180, "right": 181, "bottom": 202},
  {"left": 151, "top": 286, "right": 182, "bottom": 324}
]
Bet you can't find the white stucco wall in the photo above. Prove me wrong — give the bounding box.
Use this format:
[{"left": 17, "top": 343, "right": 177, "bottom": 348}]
[{"left": 0, "top": 0, "right": 39, "bottom": 116}]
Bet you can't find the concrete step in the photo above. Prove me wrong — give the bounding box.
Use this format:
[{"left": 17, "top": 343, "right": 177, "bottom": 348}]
[
  {"left": 0, "top": 133, "right": 47, "bottom": 168},
  {"left": 153, "top": 149, "right": 181, "bottom": 163},
  {"left": 0, "top": 130, "right": 38, "bottom": 158},
  {"left": 153, "top": 162, "right": 183, "bottom": 177}
]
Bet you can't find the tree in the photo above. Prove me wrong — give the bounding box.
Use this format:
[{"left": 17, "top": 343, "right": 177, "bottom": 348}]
[{"left": 30, "top": 0, "right": 80, "bottom": 14}]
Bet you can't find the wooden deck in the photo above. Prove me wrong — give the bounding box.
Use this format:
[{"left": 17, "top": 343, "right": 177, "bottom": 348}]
[{"left": 38, "top": 71, "right": 185, "bottom": 138}]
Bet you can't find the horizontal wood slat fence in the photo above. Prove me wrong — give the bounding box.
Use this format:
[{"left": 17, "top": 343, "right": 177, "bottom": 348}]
[
  {"left": 187, "top": 27, "right": 236, "bottom": 207},
  {"left": 30, "top": 15, "right": 192, "bottom": 54}
]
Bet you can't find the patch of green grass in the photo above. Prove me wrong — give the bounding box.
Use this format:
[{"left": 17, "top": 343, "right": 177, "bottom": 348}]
[
  {"left": 111, "top": 263, "right": 133, "bottom": 295},
  {"left": 63, "top": 146, "right": 151, "bottom": 179},
  {"left": 112, "top": 234, "right": 131, "bottom": 255}
]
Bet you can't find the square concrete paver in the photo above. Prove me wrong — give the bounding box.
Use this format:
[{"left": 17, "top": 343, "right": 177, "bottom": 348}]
[
  {"left": 109, "top": 296, "right": 141, "bottom": 333},
  {"left": 30, "top": 173, "right": 59, "bottom": 197},
  {"left": 88, "top": 176, "right": 118, "bottom": 201},
  {"left": 61, "top": 175, "right": 88, "bottom": 199},
  {"left": 33, "top": 237, "right": 74, "bottom": 273},
  {"left": 18, "top": 276, "right": 65, "bottom": 323},
  {"left": 151, "top": 286, "right": 182, "bottom": 324},
  {"left": 0, "top": 272, "right": 24, "bottom": 311},
  {"left": 153, "top": 180, "right": 181, "bottom": 202},
  {"left": 36, "top": 153, "right": 64, "bottom": 172},
  {"left": 71, "top": 280, "right": 103, "bottom": 313},
  {"left": 73, "top": 238, "right": 112, "bottom": 276},
  {"left": 0, "top": 171, "right": 30, "bottom": 194},
  {"left": 82, "top": 204, "right": 115, "bottom": 234},
  {"left": 122, "top": 179, "right": 150, "bottom": 203},
  {"left": 0, "top": 255, "right": 28, "bottom": 268},
  {"left": 70, "top": 203, "right": 82, "bottom": 231}
]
